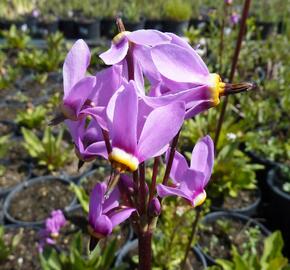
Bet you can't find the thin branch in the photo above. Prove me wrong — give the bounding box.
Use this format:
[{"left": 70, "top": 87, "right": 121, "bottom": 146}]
[{"left": 214, "top": 0, "right": 252, "bottom": 149}]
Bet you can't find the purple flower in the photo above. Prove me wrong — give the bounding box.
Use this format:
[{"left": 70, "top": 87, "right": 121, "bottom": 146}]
[
  {"left": 157, "top": 136, "right": 214, "bottom": 207},
  {"left": 99, "top": 30, "right": 171, "bottom": 65},
  {"left": 230, "top": 12, "right": 240, "bottom": 25},
  {"left": 106, "top": 80, "right": 185, "bottom": 172},
  {"left": 38, "top": 210, "right": 67, "bottom": 252},
  {"left": 61, "top": 39, "right": 96, "bottom": 121},
  {"left": 46, "top": 210, "right": 67, "bottom": 236},
  {"left": 149, "top": 42, "right": 226, "bottom": 115},
  {"left": 88, "top": 182, "right": 135, "bottom": 238},
  {"left": 65, "top": 118, "right": 107, "bottom": 161},
  {"left": 121, "top": 32, "right": 226, "bottom": 119}
]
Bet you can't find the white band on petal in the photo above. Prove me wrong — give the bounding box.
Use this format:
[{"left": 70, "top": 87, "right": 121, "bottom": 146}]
[
  {"left": 109, "top": 147, "right": 139, "bottom": 172},
  {"left": 193, "top": 190, "right": 207, "bottom": 207}
]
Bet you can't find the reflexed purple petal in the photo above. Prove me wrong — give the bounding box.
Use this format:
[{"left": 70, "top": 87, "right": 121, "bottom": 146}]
[
  {"left": 166, "top": 32, "right": 194, "bottom": 51},
  {"left": 184, "top": 99, "right": 212, "bottom": 119},
  {"left": 103, "top": 187, "right": 120, "bottom": 213},
  {"left": 190, "top": 135, "right": 214, "bottom": 185},
  {"left": 181, "top": 169, "right": 206, "bottom": 193},
  {"left": 134, "top": 45, "right": 161, "bottom": 84},
  {"left": 89, "top": 183, "right": 106, "bottom": 227},
  {"left": 63, "top": 39, "right": 91, "bottom": 97},
  {"left": 151, "top": 44, "right": 209, "bottom": 84},
  {"left": 137, "top": 101, "right": 185, "bottom": 162},
  {"left": 109, "top": 81, "right": 138, "bottom": 154},
  {"left": 169, "top": 150, "right": 189, "bottom": 183},
  {"left": 93, "top": 214, "right": 113, "bottom": 236},
  {"left": 166, "top": 32, "right": 209, "bottom": 74},
  {"left": 108, "top": 208, "right": 135, "bottom": 227},
  {"left": 65, "top": 119, "right": 85, "bottom": 145},
  {"left": 85, "top": 141, "right": 108, "bottom": 159},
  {"left": 92, "top": 65, "right": 123, "bottom": 106},
  {"left": 63, "top": 76, "right": 96, "bottom": 117},
  {"left": 99, "top": 38, "right": 129, "bottom": 65},
  {"left": 128, "top": 30, "right": 171, "bottom": 46},
  {"left": 156, "top": 184, "right": 192, "bottom": 201},
  {"left": 81, "top": 106, "right": 108, "bottom": 130}
]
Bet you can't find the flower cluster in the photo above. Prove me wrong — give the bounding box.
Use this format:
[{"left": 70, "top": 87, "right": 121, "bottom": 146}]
[
  {"left": 38, "top": 210, "right": 67, "bottom": 252},
  {"left": 54, "top": 27, "right": 253, "bottom": 240}
]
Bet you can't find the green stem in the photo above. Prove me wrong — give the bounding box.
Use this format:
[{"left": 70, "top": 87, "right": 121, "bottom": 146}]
[{"left": 180, "top": 207, "right": 201, "bottom": 269}]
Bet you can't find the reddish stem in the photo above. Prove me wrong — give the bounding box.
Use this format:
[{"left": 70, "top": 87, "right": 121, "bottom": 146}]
[
  {"left": 138, "top": 231, "right": 152, "bottom": 270},
  {"left": 162, "top": 130, "right": 181, "bottom": 186},
  {"left": 139, "top": 162, "right": 146, "bottom": 215},
  {"left": 101, "top": 129, "right": 112, "bottom": 154},
  {"left": 148, "top": 157, "right": 159, "bottom": 204}
]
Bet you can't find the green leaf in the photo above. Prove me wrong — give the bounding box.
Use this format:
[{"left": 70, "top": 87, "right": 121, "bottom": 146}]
[
  {"left": 70, "top": 183, "right": 89, "bottom": 213},
  {"left": 40, "top": 248, "right": 62, "bottom": 270},
  {"left": 261, "top": 231, "right": 284, "bottom": 265},
  {"left": 216, "top": 258, "right": 235, "bottom": 270}
]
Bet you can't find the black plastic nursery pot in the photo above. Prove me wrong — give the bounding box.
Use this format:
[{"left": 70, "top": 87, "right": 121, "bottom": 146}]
[
  {"left": 189, "top": 18, "right": 207, "bottom": 29},
  {"left": 4, "top": 176, "right": 76, "bottom": 226},
  {"left": 0, "top": 161, "right": 32, "bottom": 198},
  {"left": 144, "top": 19, "right": 163, "bottom": 31},
  {"left": 123, "top": 19, "right": 145, "bottom": 32},
  {"left": 255, "top": 21, "right": 277, "bottom": 40},
  {"left": 100, "top": 18, "right": 118, "bottom": 38},
  {"left": 0, "top": 120, "right": 18, "bottom": 136},
  {"left": 58, "top": 18, "right": 77, "bottom": 39},
  {"left": 266, "top": 168, "right": 290, "bottom": 256},
  {"left": 246, "top": 151, "right": 277, "bottom": 204},
  {"left": 0, "top": 19, "right": 27, "bottom": 31},
  {"left": 211, "top": 188, "right": 261, "bottom": 217},
  {"left": 75, "top": 18, "right": 101, "bottom": 40},
  {"left": 28, "top": 18, "right": 58, "bottom": 38},
  {"left": 197, "top": 211, "right": 270, "bottom": 266},
  {"left": 77, "top": 166, "right": 111, "bottom": 195},
  {"left": 162, "top": 20, "right": 189, "bottom": 36},
  {"left": 192, "top": 246, "right": 208, "bottom": 269}
]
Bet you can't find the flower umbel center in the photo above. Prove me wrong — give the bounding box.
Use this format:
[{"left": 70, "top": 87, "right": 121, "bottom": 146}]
[{"left": 109, "top": 147, "right": 139, "bottom": 172}]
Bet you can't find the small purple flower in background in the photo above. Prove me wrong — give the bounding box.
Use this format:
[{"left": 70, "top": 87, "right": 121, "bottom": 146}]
[
  {"left": 230, "top": 12, "right": 240, "bottom": 25},
  {"left": 32, "top": 9, "right": 40, "bottom": 18},
  {"left": 225, "top": 0, "right": 233, "bottom": 5},
  {"left": 106, "top": 80, "right": 185, "bottom": 172},
  {"left": 88, "top": 182, "right": 135, "bottom": 238},
  {"left": 38, "top": 210, "right": 67, "bottom": 252},
  {"left": 157, "top": 136, "right": 214, "bottom": 207}
]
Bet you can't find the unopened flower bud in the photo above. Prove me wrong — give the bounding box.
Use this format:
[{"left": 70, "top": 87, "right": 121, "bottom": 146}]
[{"left": 148, "top": 198, "right": 161, "bottom": 217}]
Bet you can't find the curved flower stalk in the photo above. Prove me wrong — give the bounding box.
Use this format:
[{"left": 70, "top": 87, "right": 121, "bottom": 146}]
[
  {"left": 106, "top": 80, "right": 185, "bottom": 172},
  {"left": 88, "top": 182, "right": 135, "bottom": 239},
  {"left": 157, "top": 136, "right": 214, "bottom": 207},
  {"left": 38, "top": 210, "right": 67, "bottom": 252},
  {"left": 65, "top": 118, "right": 107, "bottom": 161}
]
